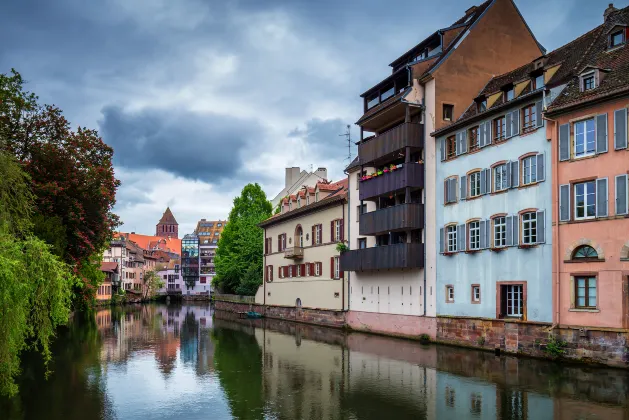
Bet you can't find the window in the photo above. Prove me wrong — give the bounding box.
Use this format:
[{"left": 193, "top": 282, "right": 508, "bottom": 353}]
[
  {"left": 575, "top": 181, "right": 596, "bottom": 219},
  {"left": 472, "top": 285, "right": 480, "bottom": 303},
  {"left": 574, "top": 118, "right": 595, "bottom": 158},
  {"left": 297, "top": 264, "right": 302, "bottom": 277},
  {"left": 521, "top": 212, "right": 537, "bottom": 244},
  {"left": 572, "top": 245, "right": 598, "bottom": 259},
  {"left": 279, "top": 234, "right": 287, "bottom": 251},
  {"left": 357, "top": 204, "right": 367, "bottom": 219},
  {"left": 446, "top": 225, "right": 457, "bottom": 252},
  {"left": 522, "top": 156, "right": 537, "bottom": 185},
  {"left": 288, "top": 265, "right": 293, "bottom": 278},
  {"left": 493, "top": 216, "right": 506, "bottom": 247},
  {"left": 297, "top": 197, "right": 301, "bottom": 208},
  {"left": 333, "top": 256, "right": 340, "bottom": 279},
  {"left": 533, "top": 74, "right": 544, "bottom": 90},
  {"left": 315, "top": 262, "right": 321, "bottom": 276},
  {"left": 307, "top": 195, "right": 310, "bottom": 205},
  {"left": 503, "top": 284, "right": 523, "bottom": 317},
  {"left": 314, "top": 224, "right": 322, "bottom": 245},
  {"left": 289, "top": 201, "right": 292, "bottom": 211},
  {"left": 305, "top": 263, "right": 310, "bottom": 276},
  {"left": 443, "top": 104, "right": 454, "bottom": 121},
  {"left": 611, "top": 30, "right": 625, "bottom": 48},
  {"left": 296, "top": 226, "right": 303, "bottom": 247},
  {"left": 505, "top": 87, "right": 514, "bottom": 101},
  {"left": 468, "top": 126, "right": 480, "bottom": 152},
  {"left": 469, "top": 171, "right": 481, "bottom": 197},
  {"left": 446, "top": 135, "right": 456, "bottom": 159},
  {"left": 575, "top": 276, "right": 596, "bottom": 308},
  {"left": 468, "top": 221, "right": 480, "bottom": 250},
  {"left": 217, "top": 223, "right": 222, "bottom": 227},
  {"left": 358, "top": 238, "right": 367, "bottom": 249},
  {"left": 477, "top": 99, "right": 487, "bottom": 112},
  {"left": 494, "top": 116, "right": 506, "bottom": 142},
  {"left": 446, "top": 286, "right": 454, "bottom": 302},
  {"left": 583, "top": 74, "right": 595, "bottom": 91},
  {"left": 333, "top": 220, "right": 342, "bottom": 242},
  {"left": 522, "top": 104, "right": 536, "bottom": 133},
  {"left": 494, "top": 164, "right": 508, "bottom": 192}
]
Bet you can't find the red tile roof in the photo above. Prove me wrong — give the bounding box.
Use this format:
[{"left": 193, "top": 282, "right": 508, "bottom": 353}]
[
  {"left": 100, "top": 262, "right": 119, "bottom": 273},
  {"left": 116, "top": 232, "right": 182, "bottom": 256}
]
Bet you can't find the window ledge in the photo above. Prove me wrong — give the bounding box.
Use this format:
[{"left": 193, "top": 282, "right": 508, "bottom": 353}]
[
  {"left": 518, "top": 181, "right": 541, "bottom": 190},
  {"left": 606, "top": 44, "right": 626, "bottom": 53},
  {"left": 442, "top": 251, "right": 457, "bottom": 257},
  {"left": 569, "top": 308, "right": 600, "bottom": 313},
  {"left": 564, "top": 258, "right": 605, "bottom": 263},
  {"left": 567, "top": 154, "right": 598, "bottom": 163},
  {"left": 490, "top": 189, "right": 508, "bottom": 196},
  {"left": 490, "top": 247, "right": 507, "bottom": 252},
  {"left": 518, "top": 244, "right": 538, "bottom": 249},
  {"left": 465, "top": 249, "right": 481, "bottom": 254}
]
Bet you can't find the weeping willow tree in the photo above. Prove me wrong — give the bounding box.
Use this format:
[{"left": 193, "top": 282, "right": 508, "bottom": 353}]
[{"left": 0, "top": 149, "right": 75, "bottom": 397}]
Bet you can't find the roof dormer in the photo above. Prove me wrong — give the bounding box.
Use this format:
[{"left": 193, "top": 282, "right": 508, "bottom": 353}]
[
  {"left": 607, "top": 25, "right": 628, "bottom": 49},
  {"left": 578, "top": 66, "right": 608, "bottom": 92}
]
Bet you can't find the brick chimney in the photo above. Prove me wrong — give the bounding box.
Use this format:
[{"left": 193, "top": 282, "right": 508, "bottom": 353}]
[{"left": 604, "top": 3, "right": 617, "bottom": 21}]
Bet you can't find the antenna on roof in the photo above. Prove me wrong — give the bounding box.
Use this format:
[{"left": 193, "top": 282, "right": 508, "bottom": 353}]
[{"left": 339, "top": 124, "right": 351, "bottom": 163}]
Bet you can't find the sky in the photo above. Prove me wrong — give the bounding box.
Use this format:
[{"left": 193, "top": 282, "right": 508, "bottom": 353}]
[{"left": 1, "top": 0, "right": 625, "bottom": 235}]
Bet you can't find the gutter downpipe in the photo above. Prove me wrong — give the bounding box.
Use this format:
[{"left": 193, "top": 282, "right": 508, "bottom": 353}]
[
  {"left": 543, "top": 105, "right": 559, "bottom": 329},
  {"left": 342, "top": 200, "right": 346, "bottom": 312},
  {"left": 263, "top": 229, "right": 267, "bottom": 307},
  {"left": 343, "top": 167, "right": 351, "bottom": 313}
]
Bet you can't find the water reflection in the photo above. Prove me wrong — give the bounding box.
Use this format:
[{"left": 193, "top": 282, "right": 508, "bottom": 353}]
[{"left": 2, "top": 304, "right": 629, "bottom": 420}]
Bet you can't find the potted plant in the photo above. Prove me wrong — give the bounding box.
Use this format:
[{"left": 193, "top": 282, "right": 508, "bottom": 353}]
[
  {"left": 390, "top": 164, "right": 397, "bottom": 171},
  {"left": 383, "top": 167, "right": 389, "bottom": 173},
  {"left": 377, "top": 170, "right": 383, "bottom": 176},
  {"left": 336, "top": 242, "right": 349, "bottom": 253}
]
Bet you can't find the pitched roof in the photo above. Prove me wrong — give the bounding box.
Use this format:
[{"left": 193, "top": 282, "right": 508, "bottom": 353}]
[
  {"left": 547, "top": 6, "right": 629, "bottom": 113},
  {"left": 158, "top": 207, "right": 178, "bottom": 225},
  {"left": 432, "top": 14, "right": 607, "bottom": 137},
  {"left": 116, "top": 232, "right": 182, "bottom": 256},
  {"left": 100, "top": 262, "right": 119, "bottom": 273}
]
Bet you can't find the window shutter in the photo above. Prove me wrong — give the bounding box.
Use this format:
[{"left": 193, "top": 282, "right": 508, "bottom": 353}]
[
  {"left": 441, "top": 139, "right": 446, "bottom": 161},
  {"left": 460, "top": 175, "right": 467, "bottom": 200},
  {"left": 511, "top": 110, "right": 520, "bottom": 136},
  {"left": 479, "top": 220, "right": 487, "bottom": 249},
  {"left": 505, "top": 161, "right": 511, "bottom": 189},
  {"left": 559, "top": 184, "right": 570, "bottom": 221},
  {"left": 484, "top": 168, "right": 491, "bottom": 194},
  {"left": 479, "top": 124, "right": 485, "bottom": 148},
  {"left": 278, "top": 266, "right": 282, "bottom": 278},
  {"left": 615, "top": 174, "right": 628, "bottom": 215},
  {"left": 312, "top": 225, "right": 316, "bottom": 245},
  {"left": 536, "top": 210, "right": 546, "bottom": 243},
  {"left": 485, "top": 120, "right": 492, "bottom": 146},
  {"left": 505, "top": 215, "right": 514, "bottom": 246},
  {"left": 457, "top": 224, "right": 466, "bottom": 252},
  {"left": 456, "top": 132, "right": 461, "bottom": 155},
  {"left": 300, "top": 264, "right": 306, "bottom": 276},
  {"left": 512, "top": 215, "right": 519, "bottom": 246},
  {"left": 614, "top": 108, "right": 628, "bottom": 150},
  {"left": 506, "top": 112, "right": 513, "bottom": 138},
  {"left": 310, "top": 263, "right": 315, "bottom": 275},
  {"left": 340, "top": 220, "right": 344, "bottom": 241},
  {"left": 270, "top": 265, "right": 274, "bottom": 281},
  {"left": 330, "top": 257, "right": 334, "bottom": 279},
  {"left": 596, "top": 113, "right": 608, "bottom": 154},
  {"left": 264, "top": 238, "right": 268, "bottom": 255},
  {"left": 510, "top": 160, "right": 519, "bottom": 188},
  {"left": 535, "top": 100, "right": 543, "bottom": 128},
  {"left": 278, "top": 236, "right": 281, "bottom": 251},
  {"left": 444, "top": 179, "right": 450, "bottom": 204},
  {"left": 450, "top": 178, "right": 457, "bottom": 203},
  {"left": 440, "top": 227, "right": 445, "bottom": 253},
  {"left": 596, "top": 178, "right": 608, "bottom": 217},
  {"left": 330, "top": 221, "right": 335, "bottom": 242},
  {"left": 479, "top": 168, "right": 488, "bottom": 195},
  {"left": 339, "top": 260, "right": 344, "bottom": 280},
  {"left": 284, "top": 266, "right": 288, "bottom": 277},
  {"left": 536, "top": 153, "right": 545, "bottom": 182},
  {"left": 559, "top": 123, "right": 570, "bottom": 161},
  {"left": 499, "top": 287, "right": 507, "bottom": 318}
]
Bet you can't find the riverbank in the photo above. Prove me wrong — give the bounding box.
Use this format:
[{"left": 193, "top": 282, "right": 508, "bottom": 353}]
[{"left": 213, "top": 299, "right": 629, "bottom": 368}]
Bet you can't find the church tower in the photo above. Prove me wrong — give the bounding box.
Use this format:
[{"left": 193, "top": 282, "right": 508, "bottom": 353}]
[{"left": 156, "top": 207, "right": 179, "bottom": 238}]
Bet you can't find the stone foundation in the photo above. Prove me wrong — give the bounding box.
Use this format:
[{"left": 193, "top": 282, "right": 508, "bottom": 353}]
[{"left": 347, "top": 310, "right": 437, "bottom": 339}]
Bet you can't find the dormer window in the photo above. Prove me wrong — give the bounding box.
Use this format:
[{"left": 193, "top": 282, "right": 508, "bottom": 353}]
[
  {"left": 297, "top": 197, "right": 301, "bottom": 208},
  {"left": 610, "top": 30, "right": 625, "bottom": 48},
  {"left": 315, "top": 192, "right": 319, "bottom": 202},
  {"left": 581, "top": 72, "right": 596, "bottom": 91},
  {"left": 477, "top": 98, "right": 487, "bottom": 112},
  {"left": 306, "top": 195, "right": 310, "bottom": 205},
  {"left": 533, "top": 74, "right": 544, "bottom": 90},
  {"left": 504, "top": 87, "right": 514, "bottom": 102},
  {"left": 289, "top": 201, "right": 292, "bottom": 211}
]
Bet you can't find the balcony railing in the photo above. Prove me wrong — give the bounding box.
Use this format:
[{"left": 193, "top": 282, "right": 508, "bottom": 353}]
[
  {"left": 284, "top": 247, "right": 304, "bottom": 259},
  {"left": 340, "top": 243, "right": 424, "bottom": 272},
  {"left": 359, "top": 163, "right": 424, "bottom": 201},
  {"left": 359, "top": 123, "right": 424, "bottom": 165},
  {"left": 359, "top": 203, "right": 424, "bottom": 236}
]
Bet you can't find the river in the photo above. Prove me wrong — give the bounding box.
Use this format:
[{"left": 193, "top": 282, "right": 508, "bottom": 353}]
[{"left": 2, "top": 303, "right": 628, "bottom": 419}]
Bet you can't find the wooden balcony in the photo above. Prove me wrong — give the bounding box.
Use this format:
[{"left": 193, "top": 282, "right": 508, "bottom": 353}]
[
  {"left": 359, "top": 203, "right": 424, "bottom": 236},
  {"left": 359, "top": 123, "right": 424, "bottom": 165},
  {"left": 359, "top": 163, "right": 424, "bottom": 201},
  {"left": 284, "top": 247, "right": 304, "bottom": 259},
  {"left": 340, "top": 243, "right": 424, "bottom": 272}
]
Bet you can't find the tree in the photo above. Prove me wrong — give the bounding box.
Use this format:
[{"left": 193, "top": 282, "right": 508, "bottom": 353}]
[
  {"left": 143, "top": 266, "right": 166, "bottom": 300},
  {"left": 0, "top": 150, "right": 75, "bottom": 397},
  {"left": 214, "top": 183, "right": 272, "bottom": 295},
  {"left": 0, "top": 69, "right": 120, "bottom": 307}
]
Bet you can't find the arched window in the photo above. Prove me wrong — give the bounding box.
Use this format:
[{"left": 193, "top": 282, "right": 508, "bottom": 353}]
[
  {"left": 295, "top": 298, "right": 302, "bottom": 308},
  {"left": 295, "top": 226, "right": 303, "bottom": 248},
  {"left": 572, "top": 245, "right": 598, "bottom": 259}
]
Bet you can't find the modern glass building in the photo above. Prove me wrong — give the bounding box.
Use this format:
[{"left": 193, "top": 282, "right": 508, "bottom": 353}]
[{"left": 181, "top": 234, "right": 199, "bottom": 290}]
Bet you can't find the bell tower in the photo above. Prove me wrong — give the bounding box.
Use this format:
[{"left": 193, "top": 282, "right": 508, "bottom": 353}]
[{"left": 156, "top": 207, "right": 179, "bottom": 238}]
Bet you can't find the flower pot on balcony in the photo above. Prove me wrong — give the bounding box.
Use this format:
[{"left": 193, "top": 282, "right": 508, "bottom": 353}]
[
  {"left": 383, "top": 168, "right": 389, "bottom": 173},
  {"left": 377, "top": 170, "right": 383, "bottom": 176}
]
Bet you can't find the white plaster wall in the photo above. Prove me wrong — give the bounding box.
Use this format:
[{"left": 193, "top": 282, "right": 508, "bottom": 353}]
[
  {"left": 424, "top": 79, "right": 437, "bottom": 317},
  {"left": 350, "top": 270, "right": 424, "bottom": 315}
]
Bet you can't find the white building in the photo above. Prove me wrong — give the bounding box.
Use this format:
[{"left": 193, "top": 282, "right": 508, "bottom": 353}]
[{"left": 270, "top": 167, "right": 328, "bottom": 208}]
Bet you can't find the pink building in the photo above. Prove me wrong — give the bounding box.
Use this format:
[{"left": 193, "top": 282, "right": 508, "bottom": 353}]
[{"left": 547, "top": 4, "right": 629, "bottom": 329}]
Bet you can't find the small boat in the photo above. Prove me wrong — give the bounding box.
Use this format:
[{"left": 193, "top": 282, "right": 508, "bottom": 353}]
[{"left": 246, "top": 311, "right": 263, "bottom": 319}]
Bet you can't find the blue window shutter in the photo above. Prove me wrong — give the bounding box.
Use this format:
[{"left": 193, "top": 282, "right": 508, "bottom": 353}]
[
  {"left": 505, "top": 215, "right": 513, "bottom": 246},
  {"left": 479, "top": 220, "right": 487, "bottom": 249},
  {"left": 441, "top": 138, "right": 446, "bottom": 161},
  {"left": 512, "top": 110, "right": 520, "bottom": 136},
  {"left": 479, "top": 123, "right": 485, "bottom": 148},
  {"left": 614, "top": 108, "right": 627, "bottom": 150},
  {"left": 615, "top": 175, "right": 628, "bottom": 215},
  {"left": 596, "top": 178, "right": 608, "bottom": 217},
  {"left": 536, "top": 210, "right": 546, "bottom": 243},
  {"left": 559, "top": 123, "right": 570, "bottom": 161},
  {"left": 559, "top": 184, "right": 570, "bottom": 221},
  {"left": 460, "top": 175, "right": 467, "bottom": 200},
  {"left": 440, "top": 228, "right": 445, "bottom": 253},
  {"left": 506, "top": 112, "right": 513, "bottom": 138},
  {"left": 536, "top": 153, "right": 545, "bottom": 182},
  {"left": 512, "top": 215, "right": 519, "bottom": 246},
  {"left": 596, "top": 114, "right": 608, "bottom": 154},
  {"left": 485, "top": 120, "right": 492, "bottom": 145},
  {"left": 510, "top": 161, "right": 519, "bottom": 188},
  {"left": 535, "top": 101, "right": 543, "bottom": 128},
  {"left": 505, "top": 161, "right": 511, "bottom": 189}
]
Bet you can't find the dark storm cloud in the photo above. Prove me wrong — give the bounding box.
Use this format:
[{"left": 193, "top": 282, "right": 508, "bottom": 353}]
[
  {"left": 289, "top": 118, "right": 356, "bottom": 161},
  {"left": 100, "top": 105, "right": 258, "bottom": 181}
]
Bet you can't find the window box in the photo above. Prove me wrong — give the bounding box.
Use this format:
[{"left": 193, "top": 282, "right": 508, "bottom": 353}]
[
  {"left": 464, "top": 250, "right": 480, "bottom": 254},
  {"left": 490, "top": 247, "right": 506, "bottom": 252},
  {"left": 442, "top": 251, "right": 456, "bottom": 257},
  {"left": 518, "top": 244, "right": 537, "bottom": 249}
]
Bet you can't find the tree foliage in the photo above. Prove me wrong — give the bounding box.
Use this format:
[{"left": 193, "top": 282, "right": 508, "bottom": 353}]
[
  {"left": 214, "top": 183, "right": 272, "bottom": 295},
  {"left": 143, "top": 267, "right": 165, "bottom": 300},
  {"left": 0, "top": 151, "right": 75, "bottom": 397},
  {"left": 0, "top": 69, "right": 120, "bottom": 307}
]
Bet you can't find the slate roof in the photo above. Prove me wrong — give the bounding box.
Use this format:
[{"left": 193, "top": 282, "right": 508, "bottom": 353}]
[
  {"left": 432, "top": 10, "right": 611, "bottom": 137},
  {"left": 100, "top": 262, "right": 119, "bottom": 274},
  {"left": 158, "top": 207, "right": 178, "bottom": 225},
  {"left": 547, "top": 6, "right": 629, "bottom": 113}
]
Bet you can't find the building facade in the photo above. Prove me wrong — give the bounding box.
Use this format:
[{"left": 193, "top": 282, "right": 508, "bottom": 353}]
[
  {"left": 157, "top": 259, "right": 184, "bottom": 295},
  {"left": 258, "top": 180, "right": 348, "bottom": 311},
  {"left": 97, "top": 262, "right": 118, "bottom": 301},
  {"left": 343, "top": 0, "right": 545, "bottom": 337},
  {"left": 156, "top": 207, "right": 179, "bottom": 239},
  {"left": 546, "top": 4, "right": 629, "bottom": 330},
  {"left": 270, "top": 166, "right": 328, "bottom": 208},
  {"left": 181, "top": 234, "right": 202, "bottom": 295}
]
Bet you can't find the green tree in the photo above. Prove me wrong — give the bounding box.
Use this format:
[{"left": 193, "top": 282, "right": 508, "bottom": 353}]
[
  {"left": 214, "top": 183, "right": 272, "bottom": 295},
  {"left": 143, "top": 266, "right": 165, "bottom": 300},
  {"left": 0, "top": 150, "right": 75, "bottom": 397}
]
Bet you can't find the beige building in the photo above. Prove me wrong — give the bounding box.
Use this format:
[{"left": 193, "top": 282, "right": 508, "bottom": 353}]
[{"left": 258, "top": 179, "right": 349, "bottom": 311}]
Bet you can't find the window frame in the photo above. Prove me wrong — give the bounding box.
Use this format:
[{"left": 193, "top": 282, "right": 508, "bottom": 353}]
[
  {"left": 471, "top": 284, "right": 481, "bottom": 303},
  {"left": 446, "top": 285, "right": 454, "bottom": 303},
  {"left": 443, "top": 104, "right": 454, "bottom": 121},
  {"left": 573, "top": 118, "right": 596, "bottom": 159},
  {"left": 521, "top": 212, "right": 537, "bottom": 245},
  {"left": 468, "top": 126, "right": 480, "bottom": 153},
  {"left": 572, "top": 245, "right": 599, "bottom": 260},
  {"left": 521, "top": 104, "right": 536, "bottom": 133},
  {"left": 315, "top": 262, "right": 321, "bottom": 276},
  {"left": 521, "top": 155, "right": 537, "bottom": 185},
  {"left": 533, "top": 74, "right": 544, "bottom": 90},
  {"left": 333, "top": 219, "right": 342, "bottom": 242},
  {"left": 505, "top": 284, "right": 523, "bottom": 317},
  {"left": 575, "top": 276, "right": 597, "bottom": 309},
  {"left": 468, "top": 220, "right": 481, "bottom": 250},
  {"left": 574, "top": 180, "right": 596, "bottom": 220},
  {"left": 446, "top": 135, "right": 457, "bottom": 159},
  {"left": 314, "top": 224, "right": 322, "bottom": 245},
  {"left": 469, "top": 171, "right": 481, "bottom": 197},
  {"left": 446, "top": 224, "right": 457, "bottom": 253},
  {"left": 493, "top": 163, "right": 508, "bottom": 192},
  {"left": 610, "top": 30, "right": 625, "bottom": 48},
  {"left": 504, "top": 87, "right": 515, "bottom": 101},
  {"left": 493, "top": 116, "right": 506, "bottom": 142},
  {"left": 582, "top": 72, "right": 595, "bottom": 91},
  {"left": 333, "top": 256, "right": 340, "bottom": 279},
  {"left": 493, "top": 216, "right": 507, "bottom": 248}
]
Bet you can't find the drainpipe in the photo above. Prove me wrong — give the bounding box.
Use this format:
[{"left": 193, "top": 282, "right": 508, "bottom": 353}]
[
  {"left": 544, "top": 113, "right": 560, "bottom": 328},
  {"left": 264, "top": 228, "right": 267, "bottom": 307},
  {"left": 343, "top": 168, "right": 351, "bottom": 312},
  {"left": 342, "top": 200, "right": 346, "bottom": 312}
]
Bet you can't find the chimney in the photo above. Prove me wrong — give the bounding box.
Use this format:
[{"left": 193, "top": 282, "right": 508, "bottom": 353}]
[
  {"left": 604, "top": 3, "right": 617, "bottom": 21},
  {"left": 131, "top": 231, "right": 135, "bottom": 234},
  {"left": 285, "top": 167, "right": 300, "bottom": 188},
  {"left": 314, "top": 167, "right": 328, "bottom": 181}
]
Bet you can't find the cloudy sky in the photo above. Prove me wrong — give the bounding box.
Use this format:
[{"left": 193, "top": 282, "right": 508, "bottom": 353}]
[{"left": 1, "top": 0, "right": 625, "bottom": 234}]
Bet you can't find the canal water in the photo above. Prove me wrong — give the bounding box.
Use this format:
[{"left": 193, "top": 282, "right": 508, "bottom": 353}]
[{"left": 2, "top": 304, "right": 628, "bottom": 420}]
